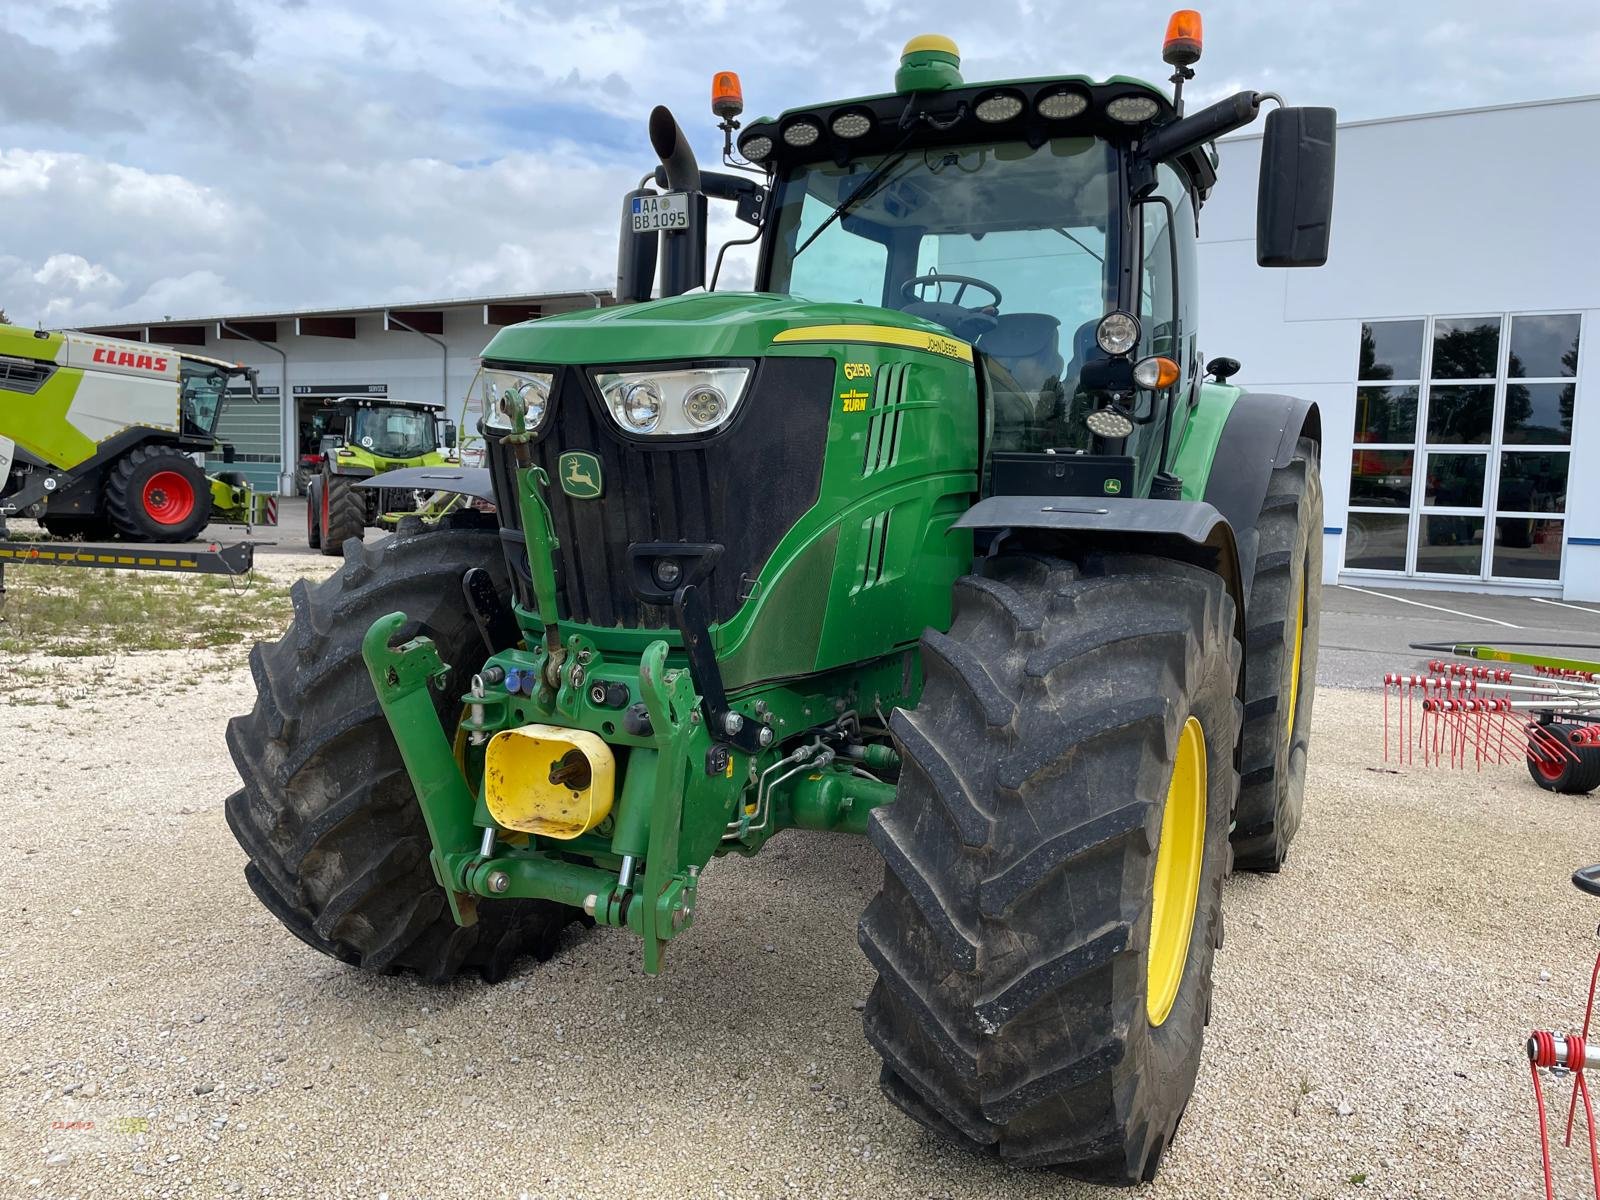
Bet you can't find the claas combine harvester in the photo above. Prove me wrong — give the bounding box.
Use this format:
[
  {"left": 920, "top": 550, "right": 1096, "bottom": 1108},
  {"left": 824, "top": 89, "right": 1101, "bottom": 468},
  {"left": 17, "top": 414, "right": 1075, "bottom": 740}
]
[
  {"left": 227, "top": 14, "right": 1335, "bottom": 1183},
  {"left": 0, "top": 326, "right": 273, "bottom": 542}
]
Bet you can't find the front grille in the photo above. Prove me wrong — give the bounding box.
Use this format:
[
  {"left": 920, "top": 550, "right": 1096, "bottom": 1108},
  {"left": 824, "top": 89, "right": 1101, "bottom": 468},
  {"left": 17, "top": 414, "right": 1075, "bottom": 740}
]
[
  {"left": 0, "top": 355, "right": 55, "bottom": 395},
  {"left": 491, "top": 357, "right": 833, "bottom": 629}
]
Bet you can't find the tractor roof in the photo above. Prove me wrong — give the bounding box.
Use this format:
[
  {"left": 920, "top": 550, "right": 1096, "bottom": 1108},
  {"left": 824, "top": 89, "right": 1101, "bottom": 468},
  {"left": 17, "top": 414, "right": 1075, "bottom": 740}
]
[{"left": 738, "top": 36, "right": 1178, "bottom": 172}]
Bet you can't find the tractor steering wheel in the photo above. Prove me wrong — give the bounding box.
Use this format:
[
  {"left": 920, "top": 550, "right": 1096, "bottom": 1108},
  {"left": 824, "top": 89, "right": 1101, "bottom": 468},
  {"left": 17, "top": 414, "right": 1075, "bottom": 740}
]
[{"left": 898, "top": 273, "right": 1004, "bottom": 339}]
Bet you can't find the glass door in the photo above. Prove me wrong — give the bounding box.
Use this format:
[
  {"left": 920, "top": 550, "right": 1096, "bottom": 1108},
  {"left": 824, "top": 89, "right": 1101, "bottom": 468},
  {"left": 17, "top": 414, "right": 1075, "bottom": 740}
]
[{"left": 1345, "top": 312, "right": 1581, "bottom": 584}]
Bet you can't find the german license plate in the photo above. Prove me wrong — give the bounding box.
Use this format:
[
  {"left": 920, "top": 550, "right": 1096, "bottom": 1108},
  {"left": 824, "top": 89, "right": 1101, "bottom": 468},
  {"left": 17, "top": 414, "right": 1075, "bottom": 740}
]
[{"left": 631, "top": 192, "right": 690, "bottom": 232}]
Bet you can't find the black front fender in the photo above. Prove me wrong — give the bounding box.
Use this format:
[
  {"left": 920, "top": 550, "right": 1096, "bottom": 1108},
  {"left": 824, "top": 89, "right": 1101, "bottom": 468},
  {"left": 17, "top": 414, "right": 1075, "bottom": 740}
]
[
  {"left": 356, "top": 466, "right": 493, "bottom": 501},
  {"left": 1202, "top": 391, "right": 1320, "bottom": 591},
  {"left": 953, "top": 495, "right": 1247, "bottom": 655}
]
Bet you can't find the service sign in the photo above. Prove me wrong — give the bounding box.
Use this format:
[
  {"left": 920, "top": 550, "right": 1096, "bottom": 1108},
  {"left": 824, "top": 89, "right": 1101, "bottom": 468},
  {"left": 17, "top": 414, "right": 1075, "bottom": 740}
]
[{"left": 631, "top": 192, "right": 690, "bottom": 233}]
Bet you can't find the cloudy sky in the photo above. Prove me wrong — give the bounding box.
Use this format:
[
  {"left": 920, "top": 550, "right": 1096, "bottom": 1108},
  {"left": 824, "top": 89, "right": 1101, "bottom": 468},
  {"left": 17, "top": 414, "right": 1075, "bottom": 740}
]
[{"left": 2, "top": 0, "right": 1597, "bottom": 327}]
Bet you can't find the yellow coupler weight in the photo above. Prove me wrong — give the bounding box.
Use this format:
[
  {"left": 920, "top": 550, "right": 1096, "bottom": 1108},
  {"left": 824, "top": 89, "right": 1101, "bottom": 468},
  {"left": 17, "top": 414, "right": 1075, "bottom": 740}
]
[{"left": 484, "top": 725, "right": 616, "bottom": 839}]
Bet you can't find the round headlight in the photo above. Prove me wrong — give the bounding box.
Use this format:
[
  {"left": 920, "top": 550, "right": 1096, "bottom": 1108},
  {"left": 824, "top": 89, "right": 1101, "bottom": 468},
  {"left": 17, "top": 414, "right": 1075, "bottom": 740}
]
[
  {"left": 682, "top": 385, "right": 727, "bottom": 428},
  {"left": 653, "top": 557, "right": 682, "bottom": 589},
  {"left": 620, "top": 380, "right": 662, "bottom": 432},
  {"left": 831, "top": 111, "right": 872, "bottom": 139},
  {"left": 974, "top": 92, "right": 1024, "bottom": 123},
  {"left": 739, "top": 134, "right": 773, "bottom": 162},
  {"left": 782, "top": 119, "right": 822, "bottom": 147},
  {"left": 1086, "top": 407, "right": 1135, "bottom": 440},
  {"left": 515, "top": 378, "right": 550, "bottom": 426},
  {"left": 1095, "top": 311, "right": 1141, "bottom": 357},
  {"left": 1106, "top": 95, "right": 1160, "bottom": 124},
  {"left": 1037, "top": 90, "right": 1088, "bottom": 120}
]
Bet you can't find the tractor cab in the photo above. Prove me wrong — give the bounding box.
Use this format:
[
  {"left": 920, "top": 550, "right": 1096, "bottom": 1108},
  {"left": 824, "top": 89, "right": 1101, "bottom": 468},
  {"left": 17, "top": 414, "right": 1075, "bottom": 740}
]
[
  {"left": 317, "top": 397, "right": 454, "bottom": 462},
  {"left": 177, "top": 355, "right": 257, "bottom": 444},
  {"left": 616, "top": 25, "right": 1334, "bottom": 499}
]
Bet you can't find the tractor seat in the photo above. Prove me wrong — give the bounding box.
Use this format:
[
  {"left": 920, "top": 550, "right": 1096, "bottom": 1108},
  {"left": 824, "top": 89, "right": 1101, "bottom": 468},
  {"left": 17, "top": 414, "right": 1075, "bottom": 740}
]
[
  {"left": 978, "top": 314, "right": 1067, "bottom": 447},
  {"left": 978, "top": 313, "right": 1065, "bottom": 399}
]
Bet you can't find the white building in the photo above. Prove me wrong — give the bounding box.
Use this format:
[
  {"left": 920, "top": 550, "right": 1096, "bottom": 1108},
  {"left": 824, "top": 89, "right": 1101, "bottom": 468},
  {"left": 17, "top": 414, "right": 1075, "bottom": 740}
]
[
  {"left": 84, "top": 290, "right": 611, "bottom": 494},
  {"left": 1202, "top": 94, "right": 1599, "bottom": 599}
]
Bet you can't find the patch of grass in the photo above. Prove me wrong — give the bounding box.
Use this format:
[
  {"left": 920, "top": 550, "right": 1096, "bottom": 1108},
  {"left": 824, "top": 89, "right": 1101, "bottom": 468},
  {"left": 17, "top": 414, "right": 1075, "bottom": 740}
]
[{"left": 0, "top": 567, "right": 293, "bottom": 658}]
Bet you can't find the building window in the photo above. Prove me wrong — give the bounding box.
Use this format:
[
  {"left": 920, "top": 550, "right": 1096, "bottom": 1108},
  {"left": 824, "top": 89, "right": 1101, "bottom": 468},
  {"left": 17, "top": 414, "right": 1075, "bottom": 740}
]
[{"left": 1345, "top": 313, "right": 1581, "bottom": 582}]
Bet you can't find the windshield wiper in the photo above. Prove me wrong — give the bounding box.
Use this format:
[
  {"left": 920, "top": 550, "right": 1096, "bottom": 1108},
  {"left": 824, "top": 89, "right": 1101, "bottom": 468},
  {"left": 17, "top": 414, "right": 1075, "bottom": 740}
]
[
  {"left": 789, "top": 105, "right": 949, "bottom": 261},
  {"left": 793, "top": 150, "right": 916, "bottom": 259},
  {"left": 1053, "top": 227, "right": 1105, "bottom": 264}
]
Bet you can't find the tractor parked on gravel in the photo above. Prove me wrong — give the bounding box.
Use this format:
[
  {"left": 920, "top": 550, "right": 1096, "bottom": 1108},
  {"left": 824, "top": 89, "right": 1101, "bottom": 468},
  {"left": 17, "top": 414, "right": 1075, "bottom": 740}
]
[
  {"left": 228, "top": 15, "right": 1332, "bottom": 1184},
  {"left": 0, "top": 326, "right": 272, "bottom": 542},
  {"left": 303, "top": 395, "right": 457, "bottom": 555}
]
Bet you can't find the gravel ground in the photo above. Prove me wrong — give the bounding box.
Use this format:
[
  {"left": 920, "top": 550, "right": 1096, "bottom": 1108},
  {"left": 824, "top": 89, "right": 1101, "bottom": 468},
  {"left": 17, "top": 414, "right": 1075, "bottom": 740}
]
[{"left": 3, "top": 553, "right": 1599, "bottom": 1199}]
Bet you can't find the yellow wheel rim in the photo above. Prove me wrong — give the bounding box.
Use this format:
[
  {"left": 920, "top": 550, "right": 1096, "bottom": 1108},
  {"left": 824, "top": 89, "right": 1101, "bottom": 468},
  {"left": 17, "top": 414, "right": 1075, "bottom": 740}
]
[
  {"left": 1284, "top": 577, "right": 1307, "bottom": 739},
  {"left": 1147, "top": 716, "right": 1206, "bottom": 1027}
]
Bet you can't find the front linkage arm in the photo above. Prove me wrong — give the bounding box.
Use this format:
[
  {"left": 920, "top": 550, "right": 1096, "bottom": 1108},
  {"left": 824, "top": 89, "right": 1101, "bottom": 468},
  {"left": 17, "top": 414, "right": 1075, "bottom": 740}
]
[{"left": 361, "top": 609, "right": 711, "bottom": 974}]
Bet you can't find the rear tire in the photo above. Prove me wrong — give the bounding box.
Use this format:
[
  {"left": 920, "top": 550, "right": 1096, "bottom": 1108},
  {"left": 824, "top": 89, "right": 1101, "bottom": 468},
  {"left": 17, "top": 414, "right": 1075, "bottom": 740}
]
[
  {"left": 106, "top": 445, "right": 212, "bottom": 542},
  {"left": 1528, "top": 723, "right": 1600, "bottom": 795},
  {"left": 1231, "top": 438, "right": 1322, "bottom": 872},
  {"left": 320, "top": 471, "right": 364, "bottom": 556},
  {"left": 225, "top": 522, "right": 582, "bottom": 981},
  {"left": 859, "top": 552, "right": 1241, "bottom": 1184}
]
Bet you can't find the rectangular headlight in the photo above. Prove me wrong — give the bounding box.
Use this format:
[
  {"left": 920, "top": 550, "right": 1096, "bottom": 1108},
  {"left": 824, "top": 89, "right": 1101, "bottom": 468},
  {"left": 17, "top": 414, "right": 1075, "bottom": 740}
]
[
  {"left": 481, "top": 368, "right": 554, "bottom": 433},
  {"left": 592, "top": 366, "right": 750, "bottom": 436}
]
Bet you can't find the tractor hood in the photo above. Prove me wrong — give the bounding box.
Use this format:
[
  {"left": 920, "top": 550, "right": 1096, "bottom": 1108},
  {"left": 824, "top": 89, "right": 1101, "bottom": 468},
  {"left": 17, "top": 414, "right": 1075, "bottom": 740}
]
[{"left": 481, "top": 293, "right": 965, "bottom": 366}]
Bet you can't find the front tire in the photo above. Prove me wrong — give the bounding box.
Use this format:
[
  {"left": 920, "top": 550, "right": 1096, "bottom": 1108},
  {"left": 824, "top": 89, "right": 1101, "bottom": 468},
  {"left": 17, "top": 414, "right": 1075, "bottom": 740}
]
[
  {"left": 225, "top": 523, "right": 581, "bottom": 981},
  {"left": 304, "top": 478, "right": 322, "bottom": 550},
  {"left": 859, "top": 552, "right": 1241, "bottom": 1184},
  {"left": 1231, "top": 439, "right": 1322, "bottom": 872},
  {"left": 319, "top": 470, "right": 365, "bottom": 556},
  {"left": 106, "top": 445, "right": 212, "bottom": 542}
]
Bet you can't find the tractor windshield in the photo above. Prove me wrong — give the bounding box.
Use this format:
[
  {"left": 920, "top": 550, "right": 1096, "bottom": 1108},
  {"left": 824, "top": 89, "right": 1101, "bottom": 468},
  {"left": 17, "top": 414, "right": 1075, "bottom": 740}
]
[
  {"left": 179, "top": 361, "right": 231, "bottom": 437},
  {"left": 353, "top": 406, "right": 437, "bottom": 459},
  {"left": 766, "top": 136, "right": 1118, "bottom": 451}
]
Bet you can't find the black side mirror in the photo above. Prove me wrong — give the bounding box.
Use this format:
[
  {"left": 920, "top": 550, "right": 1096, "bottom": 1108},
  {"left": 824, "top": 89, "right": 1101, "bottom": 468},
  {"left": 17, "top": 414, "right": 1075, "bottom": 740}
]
[
  {"left": 1257, "top": 106, "right": 1336, "bottom": 267},
  {"left": 442, "top": 420, "right": 458, "bottom": 449},
  {"left": 1205, "top": 356, "right": 1241, "bottom": 382}
]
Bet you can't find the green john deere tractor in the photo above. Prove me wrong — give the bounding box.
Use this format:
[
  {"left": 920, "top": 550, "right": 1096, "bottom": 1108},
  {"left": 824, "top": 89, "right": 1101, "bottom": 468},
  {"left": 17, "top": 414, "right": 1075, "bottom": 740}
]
[
  {"left": 303, "top": 395, "right": 457, "bottom": 555},
  {"left": 227, "top": 21, "right": 1332, "bottom": 1183}
]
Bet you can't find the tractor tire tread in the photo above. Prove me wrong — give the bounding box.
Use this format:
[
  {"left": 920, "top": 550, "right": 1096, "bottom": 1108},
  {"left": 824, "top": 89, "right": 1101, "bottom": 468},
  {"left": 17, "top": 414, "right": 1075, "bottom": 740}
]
[
  {"left": 322, "top": 473, "right": 365, "bottom": 555},
  {"left": 105, "top": 444, "right": 212, "bottom": 543},
  {"left": 225, "top": 523, "right": 581, "bottom": 982},
  {"left": 859, "top": 551, "right": 1240, "bottom": 1184},
  {"left": 1231, "top": 438, "right": 1322, "bottom": 872}
]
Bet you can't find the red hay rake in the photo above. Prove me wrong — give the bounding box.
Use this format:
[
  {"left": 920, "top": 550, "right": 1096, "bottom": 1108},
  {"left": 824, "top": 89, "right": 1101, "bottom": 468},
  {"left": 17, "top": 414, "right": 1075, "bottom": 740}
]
[
  {"left": 1527, "top": 868, "right": 1600, "bottom": 1200},
  {"left": 1381, "top": 642, "right": 1600, "bottom": 773},
  {"left": 1385, "top": 644, "right": 1600, "bottom": 1195}
]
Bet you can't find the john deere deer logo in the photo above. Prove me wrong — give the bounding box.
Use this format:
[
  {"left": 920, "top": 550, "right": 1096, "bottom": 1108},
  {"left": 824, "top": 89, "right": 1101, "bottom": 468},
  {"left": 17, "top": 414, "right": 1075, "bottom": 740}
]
[{"left": 558, "top": 451, "right": 603, "bottom": 499}]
